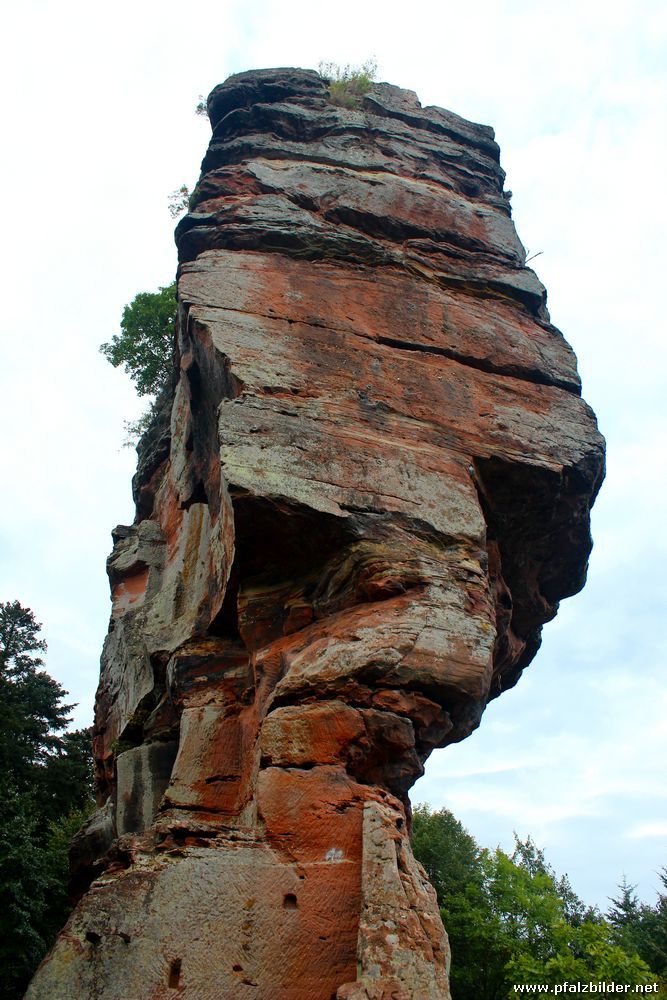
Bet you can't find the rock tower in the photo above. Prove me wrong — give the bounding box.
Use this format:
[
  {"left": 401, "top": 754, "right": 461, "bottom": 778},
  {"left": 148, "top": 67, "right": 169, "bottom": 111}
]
[{"left": 28, "top": 69, "right": 604, "bottom": 999}]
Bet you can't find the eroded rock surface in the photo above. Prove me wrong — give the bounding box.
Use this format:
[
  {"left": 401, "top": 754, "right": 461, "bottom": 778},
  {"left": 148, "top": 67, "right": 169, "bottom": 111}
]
[{"left": 28, "top": 68, "right": 604, "bottom": 1000}]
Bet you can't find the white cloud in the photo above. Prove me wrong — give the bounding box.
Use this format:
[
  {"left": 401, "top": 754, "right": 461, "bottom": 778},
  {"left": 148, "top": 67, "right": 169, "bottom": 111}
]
[{"left": 627, "top": 823, "right": 667, "bottom": 840}]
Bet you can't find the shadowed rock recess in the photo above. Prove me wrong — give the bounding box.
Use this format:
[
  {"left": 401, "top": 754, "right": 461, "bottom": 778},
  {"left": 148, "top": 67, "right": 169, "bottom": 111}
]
[{"left": 28, "top": 69, "right": 605, "bottom": 999}]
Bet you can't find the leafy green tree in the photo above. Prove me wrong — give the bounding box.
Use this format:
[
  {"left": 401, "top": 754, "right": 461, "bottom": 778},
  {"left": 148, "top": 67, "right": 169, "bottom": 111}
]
[
  {"left": 509, "top": 917, "right": 655, "bottom": 990},
  {"left": 100, "top": 283, "right": 176, "bottom": 397},
  {"left": 488, "top": 846, "right": 653, "bottom": 991},
  {"left": 510, "top": 834, "right": 593, "bottom": 927},
  {"left": 411, "top": 806, "right": 658, "bottom": 999},
  {"left": 413, "top": 806, "right": 510, "bottom": 998},
  {"left": 412, "top": 802, "right": 483, "bottom": 901}
]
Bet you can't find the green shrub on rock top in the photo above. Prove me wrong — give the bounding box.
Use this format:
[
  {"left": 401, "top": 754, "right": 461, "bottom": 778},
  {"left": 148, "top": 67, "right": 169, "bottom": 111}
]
[{"left": 318, "top": 59, "right": 377, "bottom": 109}]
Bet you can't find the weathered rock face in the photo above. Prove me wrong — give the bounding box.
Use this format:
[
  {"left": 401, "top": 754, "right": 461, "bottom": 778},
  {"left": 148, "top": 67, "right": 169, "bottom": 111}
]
[{"left": 28, "top": 69, "right": 604, "bottom": 999}]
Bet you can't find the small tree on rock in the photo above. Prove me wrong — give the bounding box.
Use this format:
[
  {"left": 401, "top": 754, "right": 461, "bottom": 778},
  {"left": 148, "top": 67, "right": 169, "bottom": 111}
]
[
  {"left": 100, "top": 283, "right": 176, "bottom": 398},
  {"left": 100, "top": 283, "right": 176, "bottom": 445}
]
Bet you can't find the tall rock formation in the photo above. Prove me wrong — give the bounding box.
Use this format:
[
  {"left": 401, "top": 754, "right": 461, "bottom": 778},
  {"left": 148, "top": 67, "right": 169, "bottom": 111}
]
[{"left": 28, "top": 69, "right": 604, "bottom": 999}]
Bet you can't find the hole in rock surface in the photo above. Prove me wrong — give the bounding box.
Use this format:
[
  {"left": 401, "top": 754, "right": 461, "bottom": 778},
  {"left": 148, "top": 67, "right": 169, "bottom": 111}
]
[
  {"left": 182, "top": 478, "right": 208, "bottom": 509},
  {"left": 283, "top": 893, "right": 298, "bottom": 910},
  {"left": 168, "top": 958, "right": 182, "bottom": 988},
  {"left": 209, "top": 561, "right": 242, "bottom": 639}
]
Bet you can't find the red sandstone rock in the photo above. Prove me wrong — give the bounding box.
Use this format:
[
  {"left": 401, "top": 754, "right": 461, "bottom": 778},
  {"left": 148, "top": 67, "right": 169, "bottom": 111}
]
[{"left": 28, "top": 67, "right": 604, "bottom": 999}]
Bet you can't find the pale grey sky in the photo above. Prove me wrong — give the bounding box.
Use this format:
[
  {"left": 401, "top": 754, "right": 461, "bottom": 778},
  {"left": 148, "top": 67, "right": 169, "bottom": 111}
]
[{"left": 1, "top": 0, "right": 665, "bottom": 909}]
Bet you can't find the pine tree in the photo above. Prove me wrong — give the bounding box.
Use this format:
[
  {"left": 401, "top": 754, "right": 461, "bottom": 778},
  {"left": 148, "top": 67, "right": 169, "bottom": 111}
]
[
  {"left": 608, "top": 877, "right": 643, "bottom": 955},
  {"left": 0, "top": 600, "right": 94, "bottom": 997},
  {"left": 0, "top": 601, "right": 72, "bottom": 796}
]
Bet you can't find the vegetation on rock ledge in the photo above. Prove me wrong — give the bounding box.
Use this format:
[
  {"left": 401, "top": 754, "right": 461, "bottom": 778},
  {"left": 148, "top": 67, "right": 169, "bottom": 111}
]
[{"left": 318, "top": 59, "right": 377, "bottom": 108}]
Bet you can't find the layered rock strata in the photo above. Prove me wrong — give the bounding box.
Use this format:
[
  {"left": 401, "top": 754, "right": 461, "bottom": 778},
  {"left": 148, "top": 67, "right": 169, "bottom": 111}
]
[{"left": 28, "top": 69, "right": 604, "bottom": 999}]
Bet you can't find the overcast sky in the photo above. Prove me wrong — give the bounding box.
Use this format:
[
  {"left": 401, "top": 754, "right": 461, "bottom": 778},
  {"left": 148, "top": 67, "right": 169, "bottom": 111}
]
[{"left": 1, "top": 0, "right": 665, "bottom": 910}]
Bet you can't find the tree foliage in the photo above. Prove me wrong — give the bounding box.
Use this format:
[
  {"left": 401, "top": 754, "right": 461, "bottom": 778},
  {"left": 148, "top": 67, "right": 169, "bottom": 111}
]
[
  {"left": 0, "top": 788, "right": 52, "bottom": 995},
  {"left": 411, "top": 805, "right": 662, "bottom": 999},
  {"left": 608, "top": 873, "right": 667, "bottom": 989},
  {"left": 0, "top": 601, "right": 71, "bottom": 791},
  {"left": 100, "top": 283, "right": 176, "bottom": 397},
  {"left": 168, "top": 184, "right": 190, "bottom": 219},
  {"left": 0, "top": 600, "right": 94, "bottom": 997}
]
